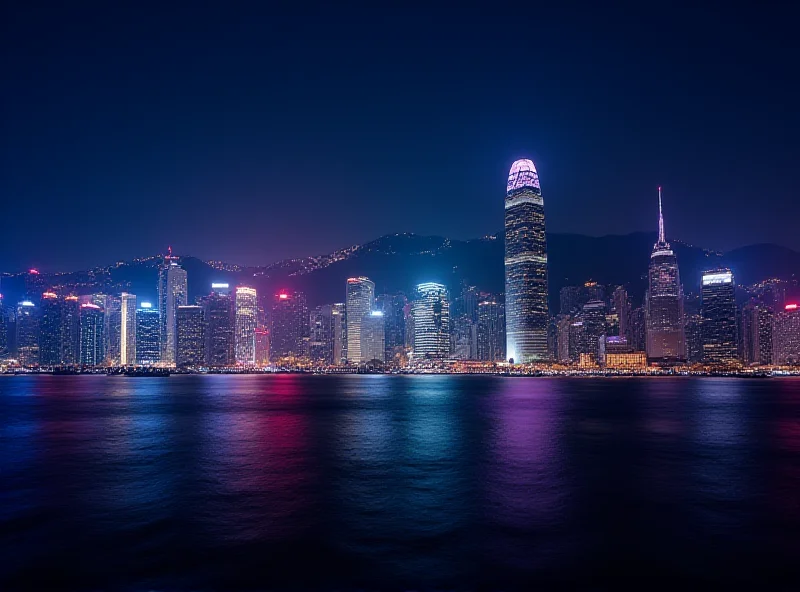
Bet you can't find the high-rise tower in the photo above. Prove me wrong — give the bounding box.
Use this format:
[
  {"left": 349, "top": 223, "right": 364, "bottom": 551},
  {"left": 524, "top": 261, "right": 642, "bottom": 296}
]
[
  {"left": 345, "top": 277, "right": 375, "bottom": 363},
  {"left": 504, "top": 159, "right": 548, "bottom": 363},
  {"left": 645, "top": 188, "right": 686, "bottom": 363},
  {"left": 234, "top": 287, "right": 258, "bottom": 365},
  {"left": 158, "top": 259, "right": 187, "bottom": 366}
]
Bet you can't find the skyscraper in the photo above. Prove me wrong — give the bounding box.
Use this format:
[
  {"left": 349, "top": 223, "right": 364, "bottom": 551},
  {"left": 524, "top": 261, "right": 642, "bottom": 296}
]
[
  {"left": 612, "top": 286, "right": 631, "bottom": 342},
  {"left": 646, "top": 188, "right": 686, "bottom": 363},
  {"left": 255, "top": 327, "right": 270, "bottom": 366},
  {"left": 411, "top": 282, "right": 450, "bottom": 359},
  {"left": 504, "top": 159, "right": 548, "bottom": 363},
  {"left": 361, "top": 311, "right": 386, "bottom": 363},
  {"left": 477, "top": 300, "right": 505, "bottom": 362},
  {"left": 450, "top": 314, "right": 477, "bottom": 360},
  {"left": 204, "top": 287, "right": 235, "bottom": 367},
  {"left": 79, "top": 303, "right": 105, "bottom": 366},
  {"left": 135, "top": 302, "right": 161, "bottom": 365},
  {"left": 60, "top": 296, "right": 80, "bottom": 365},
  {"left": 158, "top": 259, "right": 187, "bottom": 366},
  {"left": 701, "top": 269, "right": 738, "bottom": 365},
  {"left": 685, "top": 314, "right": 704, "bottom": 363},
  {"left": 39, "top": 292, "right": 61, "bottom": 366},
  {"left": 234, "top": 287, "right": 258, "bottom": 365},
  {"left": 773, "top": 303, "right": 800, "bottom": 365},
  {"left": 176, "top": 305, "right": 205, "bottom": 367},
  {"left": 120, "top": 292, "right": 137, "bottom": 365},
  {"left": 582, "top": 300, "right": 607, "bottom": 360},
  {"left": 269, "top": 291, "right": 308, "bottom": 359},
  {"left": 0, "top": 294, "right": 7, "bottom": 357},
  {"left": 346, "top": 277, "right": 375, "bottom": 363},
  {"left": 376, "top": 292, "right": 407, "bottom": 364},
  {"left": 332, "top": 303, "right": 346, "bottom": 365},
  {"left": 741, "top": 301, "right": 773, "bottom": 366},
  {"left": 309, "top": 305, "right": 336, "bottom": 364},
  {"left": 16, "top": 300, "right": 40, "bottom": 366},
  {"left": 104, "top": 295, "right": 122, "bottom": 366}
]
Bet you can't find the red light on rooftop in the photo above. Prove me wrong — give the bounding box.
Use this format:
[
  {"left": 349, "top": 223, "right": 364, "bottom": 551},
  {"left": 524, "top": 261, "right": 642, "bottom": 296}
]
[
  {"left": 786, "top": 303, "right": 798, "bottom": 310},
  {"left": 29, "top": 268, "right": 40, "bottom": 275},
  {"left": 278, "top": 293, "right": 289, "bottom": 299}
]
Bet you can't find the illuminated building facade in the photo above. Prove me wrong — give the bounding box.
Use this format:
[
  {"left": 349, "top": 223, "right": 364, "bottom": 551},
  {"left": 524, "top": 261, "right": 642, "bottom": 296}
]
[
  {"left": 451, "top": 315, "right": 477, "bottom": 360},
  {"left": 255, "top": 328, "right": 270, "bottom": 366},
  {"left": 582, "top": 300, "right": 607, "bottom": 359},
  {"left": 646, "top": 188, "right": 686, "bottom": 363},
  {"left": 505, "top": 159, "right": 548, "bottom": 362},
  {"left": 158, "top": 259, "right": 187, "bottom": 366},
  {"left": 16, "top": 301, "right": 40, "bottom": 366},
  {"left": 176, "top": 305, "right": 205, "bottom": 367},
  {"left": 135, "top": 303, "right": 161, "bottom": 365},
  {"left": 120, "top": 292, "right": 137, "bottom": 365},
  {"left": 685, "top": 314, "right": 704, "bottom": 363},
  {"left": 104, "top": 295, "right": 121, "bottom": 366},
  {"left": 61, "top": 296, "right": 80, "bottom": 365},
  {"left": 309, "top": 305, "right": 336, "bottom": 364},
  {"left": 79, "top": 303, "right": 104, "bottom": 366},
  {"left": 376, "top": 292, "right": 407, "bottom": 363},
  {"left": 332, "top": 303, "right": 346, "bottom": 364},
  {"left": 612, "top": 286, "right": 631, "bottom": 341},
  {"left": 741, "top": 301, "right": 773, "bottom": 365},
  {"left": 234, "top": 287, "right": 258, "bottom": 365},
  {"left": 477, "top": 300, "right": 505, "bottom": 362},
  {"left": 39, "top": 292, "right": 61, "bottom": 366},
  {"left": 701, "top": 269, "right": 738, "bottom": 364},
  {"left": 411, "top": 282, "right": 450, "bottom": 359},
  {"left": 270, "top": 291, "right": 308, "bottom": 359},
  {"left": 361, "top": 311, "right": 386, "bottom": 363},
  {"left": 346, "top": 277, "right": 375, "bottom": 363},
  {"left": 204, "top": 288, "right": 235, "bottom": 367},
  {"left": 773, "top": 303, "right": 800, "bottom": 365},
  {"left": 605, "top": 352, "right": 648, "bottom": 370}
]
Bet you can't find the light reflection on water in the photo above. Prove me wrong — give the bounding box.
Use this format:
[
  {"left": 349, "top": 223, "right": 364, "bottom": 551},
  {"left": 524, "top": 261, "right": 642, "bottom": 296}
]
[{"left": 0, "top": 375, "right": 798, "bottom": 588}]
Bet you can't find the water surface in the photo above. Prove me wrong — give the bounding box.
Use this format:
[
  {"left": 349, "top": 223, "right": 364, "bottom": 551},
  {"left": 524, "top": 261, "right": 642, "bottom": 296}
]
[{"left": 1, "top": 375, "right": 799, "bottom": 589}]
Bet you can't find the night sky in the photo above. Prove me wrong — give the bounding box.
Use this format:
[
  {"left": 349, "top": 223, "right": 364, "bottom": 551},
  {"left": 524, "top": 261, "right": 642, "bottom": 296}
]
[{"left": 2, "top": 2, "right": 798, "bottom": 272}]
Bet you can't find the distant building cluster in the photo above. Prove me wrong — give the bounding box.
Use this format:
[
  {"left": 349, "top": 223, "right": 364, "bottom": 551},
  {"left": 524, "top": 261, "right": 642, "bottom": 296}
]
[{"left": 1, "top": 162, "right": 798, "bottom": 373}]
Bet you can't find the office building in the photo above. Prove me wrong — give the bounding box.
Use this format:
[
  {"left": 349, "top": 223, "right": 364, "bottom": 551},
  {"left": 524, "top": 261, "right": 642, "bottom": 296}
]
[
  {"left": 158, "top": 258, "right": 188, "bottom": 366},
  {"left": 477, "top": 300, "right": 505, "bottom": 362},
  {"left": 451, "top": 314, "right": 477, "bottom": 360},
  {"left": 204, "top": 288, "right": 235, "bottom": 367},
  {"left": 685, "top": 314, "right": 704, "bottom": 363},
  {"left": 701, "top": 269, "right": 738, "bottom": 365},
  {"left": 376, "top": 292, "right": 407, "bottom": 364},
  {"left": 39, "top": 292, "right": 61, "bottom": 366},
  {"left": 346, "top": 277, "right": 375, "bottom": 363},
  {"left": 0, "top": 294, "right": 7, "bottom": 357},
  {"left": 104, "top": 295, "right": 122, "bottom": 366},
  {"left": 135, "top": 302, "right": 161, "bottom": 365},
  {"left": 176, "top": 305, "right": 205, "bottom": 367},
  {"left": 332, "top": 303, "right": 346, "bottom": 364},
  {"left": 741, "top": 302, "right": 773, "bottom": 366},
  {"left": 361, "top": 310, "right": 386, "bottom": 363},
  {"left": 120, "top": 292, "right": 137, "bottom": 365},
  {"left": 605, "top": 352, "right": 648, "bottom": 371},
  {"left": 555, "top": 315, "right": 572, "bottom": 363},
  {"left": 505, "top": 159, "right": 549, "bottom": 362},
  {"left": 612, "top": 286, "right": 631, "bottom": 341},
  {"left": 255, "top": 327, "right": 270, "bottom": 366},
  {"left": 234, "top": 287, "right": 258, "bottom": 365},
  {"left": 79, "top": 303, "right": 105, "bottom": 366},
  {"left": 270, "top": 291, "right": 308, "bottom": 359},
  {"left": 309, "top": 305, "right": 336, "bottom": 364},
  {"left": 582, "top": 300, "right": 607, "bottom": 360},
  {"left": 646, "top": 188, "right": 686, "bottom": 362},
  {"left": 16, "top": 301, "right": 40, "bottom": 366},
  {"left": 411, "top": 282, "right": 450, "bottom": 359},
  {"left": 60, "top": 296, "right": 80, "bottom": 365},
  {"left": 773, "top": 303, "right": 800, "bottom": 365}
]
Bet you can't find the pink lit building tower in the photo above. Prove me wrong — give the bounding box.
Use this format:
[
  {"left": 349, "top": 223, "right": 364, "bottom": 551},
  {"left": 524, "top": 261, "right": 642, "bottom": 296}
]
[
  {"left": 504, "top": 159, "right": 549, "bottom": 363},
  {"left": 645, "top": 188, "right": 686, "bottom": 363}
]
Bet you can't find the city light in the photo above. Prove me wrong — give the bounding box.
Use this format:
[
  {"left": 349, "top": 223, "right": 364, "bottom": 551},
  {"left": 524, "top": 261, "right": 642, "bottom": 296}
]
[
  {"left": 211, "top": 283, "right": 229, "bottom": 289},
  {"left": 140, "top": 302, "right": 153, "bottom": 308},
  {"left": 279, "top": 293, "right": 288, "bottom": 299},
  {"left": 21, "top": 301, "right": 35, "bottom": 307},
  {"left": 29, "top": 269, "right": 39, "bottom": 275},
  {"left": 370, "top": 310, "right": 384, "bottom": 316},
  {"left": 786, "top": 303, "right": 798, "bottom": 310},
  {"left": 702, "top": 272, "right": 733, "bottom": 285},
  {"left": 42, "top": 292, "right": 57, "bottom": 299}
]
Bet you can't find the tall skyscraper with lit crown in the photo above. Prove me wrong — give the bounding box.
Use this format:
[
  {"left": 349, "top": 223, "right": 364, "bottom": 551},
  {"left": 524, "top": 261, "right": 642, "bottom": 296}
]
[
  {"left": 504, "top": 158, "right": 548, "bottom": 363},
  {"left": 646, "top": 188, "right": 686, "bottom": 362},
  {"left": 234, "top": 287, "right": 258, "bottom": 365}
]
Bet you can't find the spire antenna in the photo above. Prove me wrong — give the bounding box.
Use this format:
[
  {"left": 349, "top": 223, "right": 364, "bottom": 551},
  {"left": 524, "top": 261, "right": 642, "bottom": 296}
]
[{"left": 657, "top": 186, "right": 665, "bottom": 244}]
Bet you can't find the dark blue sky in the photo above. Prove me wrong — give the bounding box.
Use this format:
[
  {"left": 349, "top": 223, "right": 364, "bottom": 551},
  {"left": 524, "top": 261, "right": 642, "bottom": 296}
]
[{"left": 2, "top": 1, "right": 798, "bottom": 272}]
